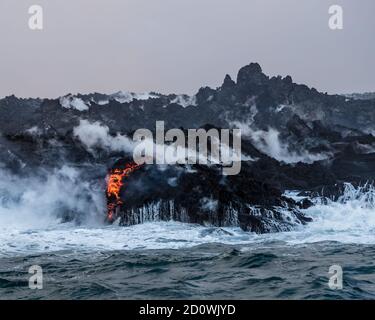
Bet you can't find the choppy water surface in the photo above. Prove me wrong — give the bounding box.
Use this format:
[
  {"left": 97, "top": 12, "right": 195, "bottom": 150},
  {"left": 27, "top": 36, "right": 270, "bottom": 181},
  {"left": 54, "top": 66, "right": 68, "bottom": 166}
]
[
  {"left": 1, "top": 177, "right": 375, "bottom": 299},
  {"left": 1, "top": 242, "right": 375, "bottom": 299}
]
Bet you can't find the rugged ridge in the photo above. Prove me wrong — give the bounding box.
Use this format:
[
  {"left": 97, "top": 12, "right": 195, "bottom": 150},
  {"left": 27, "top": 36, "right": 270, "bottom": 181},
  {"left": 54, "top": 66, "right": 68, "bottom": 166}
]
[{"left": 1, "top": 62, "right": 375, "bottom": 233}]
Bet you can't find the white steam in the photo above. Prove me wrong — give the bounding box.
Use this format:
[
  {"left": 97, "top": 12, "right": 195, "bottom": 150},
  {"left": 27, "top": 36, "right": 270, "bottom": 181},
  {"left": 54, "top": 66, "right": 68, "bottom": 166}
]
[
  {"left": 200, "top": 197, "right": 219, "bottom": 211},
  {"left": 111, "top": 91, "right": 160, "bottom": 104},
  {"left": 74, "top": 120, "right": 244, "bottom": 169},
  {"left": 73, "top": 120, "right": 134, "bottom": 154},
  {"left": 0, "top": 166, "right": 105, "bottom": 233},
  {"left": 233, "top": 121, "right": 329, "bottom": 164},
  {"left": 170, "top": 94, "right": 197, "bottom": 108},
  {"left": 60, "top": 95, "right": 89, "bottom": 111}
]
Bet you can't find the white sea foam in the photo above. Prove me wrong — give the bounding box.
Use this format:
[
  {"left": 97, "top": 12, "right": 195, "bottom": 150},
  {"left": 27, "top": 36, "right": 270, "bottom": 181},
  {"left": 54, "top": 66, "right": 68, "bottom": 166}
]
[
  {"left": 1, "top": 176, "right": 375, "bottom": 257},
  {"left": 0, "top": 166, "right": 104, "bottom": 235}
]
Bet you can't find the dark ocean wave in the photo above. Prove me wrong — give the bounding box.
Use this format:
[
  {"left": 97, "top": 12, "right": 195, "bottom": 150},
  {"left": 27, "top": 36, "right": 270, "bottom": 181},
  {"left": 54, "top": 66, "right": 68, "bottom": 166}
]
[{"left": 1, "top": 242, "right": 375, "bottom": 300}]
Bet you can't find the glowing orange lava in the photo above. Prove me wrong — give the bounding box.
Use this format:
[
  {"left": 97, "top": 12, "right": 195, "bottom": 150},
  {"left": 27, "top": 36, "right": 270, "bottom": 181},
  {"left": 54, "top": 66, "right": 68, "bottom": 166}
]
[{"left": 106, "top": 162, "right": 142, "bottom": 222}]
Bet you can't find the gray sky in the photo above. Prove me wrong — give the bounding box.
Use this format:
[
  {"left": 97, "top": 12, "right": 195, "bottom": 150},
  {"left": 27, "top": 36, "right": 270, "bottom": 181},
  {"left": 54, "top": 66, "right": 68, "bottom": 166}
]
[{"left": 0, "top": 0, "right": 374, "bottom": 98}]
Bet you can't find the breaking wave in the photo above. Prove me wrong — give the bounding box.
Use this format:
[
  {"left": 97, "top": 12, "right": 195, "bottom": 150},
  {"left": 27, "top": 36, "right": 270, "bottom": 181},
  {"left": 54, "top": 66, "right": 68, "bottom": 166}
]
[
  {"left": 1, "top": 166, "right": 375, "bottom": 257},
  {"left": 291, "top": 183, "right": 375, "bottom": 244},
  {"left": 0, "top": 166, "right": 105, "bottom": 232}
]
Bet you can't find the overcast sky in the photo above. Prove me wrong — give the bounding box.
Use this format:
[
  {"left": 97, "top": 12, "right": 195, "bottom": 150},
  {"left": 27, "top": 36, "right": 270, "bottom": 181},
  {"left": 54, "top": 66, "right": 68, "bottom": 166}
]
[{"left": 0, "top": 0, "right": 374, "bottom": 98}]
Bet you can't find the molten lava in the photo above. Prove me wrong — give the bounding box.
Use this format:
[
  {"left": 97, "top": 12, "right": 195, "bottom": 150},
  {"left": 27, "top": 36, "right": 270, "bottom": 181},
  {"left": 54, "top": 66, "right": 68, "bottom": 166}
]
[{"left": 106, "top": 162, "right": 142, "bottom": 222}]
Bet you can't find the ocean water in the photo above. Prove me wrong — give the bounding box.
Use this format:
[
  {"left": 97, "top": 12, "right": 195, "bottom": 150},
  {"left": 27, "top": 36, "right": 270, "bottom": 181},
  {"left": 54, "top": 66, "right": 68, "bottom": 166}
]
[
  {"left": 1, "top": 168, "right": 375, "bottom": 299},
  {"left": 1, "top": 242, "right": 375, "bottom": 300}
]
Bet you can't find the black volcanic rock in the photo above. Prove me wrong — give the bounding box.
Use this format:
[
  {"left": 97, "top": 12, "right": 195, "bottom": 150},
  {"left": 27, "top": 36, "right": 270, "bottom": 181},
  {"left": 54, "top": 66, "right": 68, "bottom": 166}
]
[
  {"left": 1, "top": 62, "right": 375, "bottom": 233},
  {"left": 111, "top": 160, "right": 311, "bottom": 233},
  {"left": 236, "top": 62, "right": 268, "bottom": 86},
  {"left": 222, "top": 74, "right": 236, "bottom": 89},
  {"left": 286, "top": 115, "right": 313, "bottom": 138}
]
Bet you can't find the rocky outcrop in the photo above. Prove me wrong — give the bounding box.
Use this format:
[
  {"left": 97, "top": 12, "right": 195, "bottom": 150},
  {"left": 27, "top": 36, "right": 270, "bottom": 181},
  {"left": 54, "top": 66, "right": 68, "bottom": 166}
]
[
  {"left": 1, "top": 62, "right": 375, "bottom": 233},
  {"left": 107, "top": 158, "right": 312, "bottom": 233}
]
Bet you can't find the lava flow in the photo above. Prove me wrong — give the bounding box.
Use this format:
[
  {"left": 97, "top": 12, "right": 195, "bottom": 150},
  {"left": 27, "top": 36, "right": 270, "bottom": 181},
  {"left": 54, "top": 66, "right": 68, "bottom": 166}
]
[{"left": 106, "top": 162, "right": 142, "bottom": 223}]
